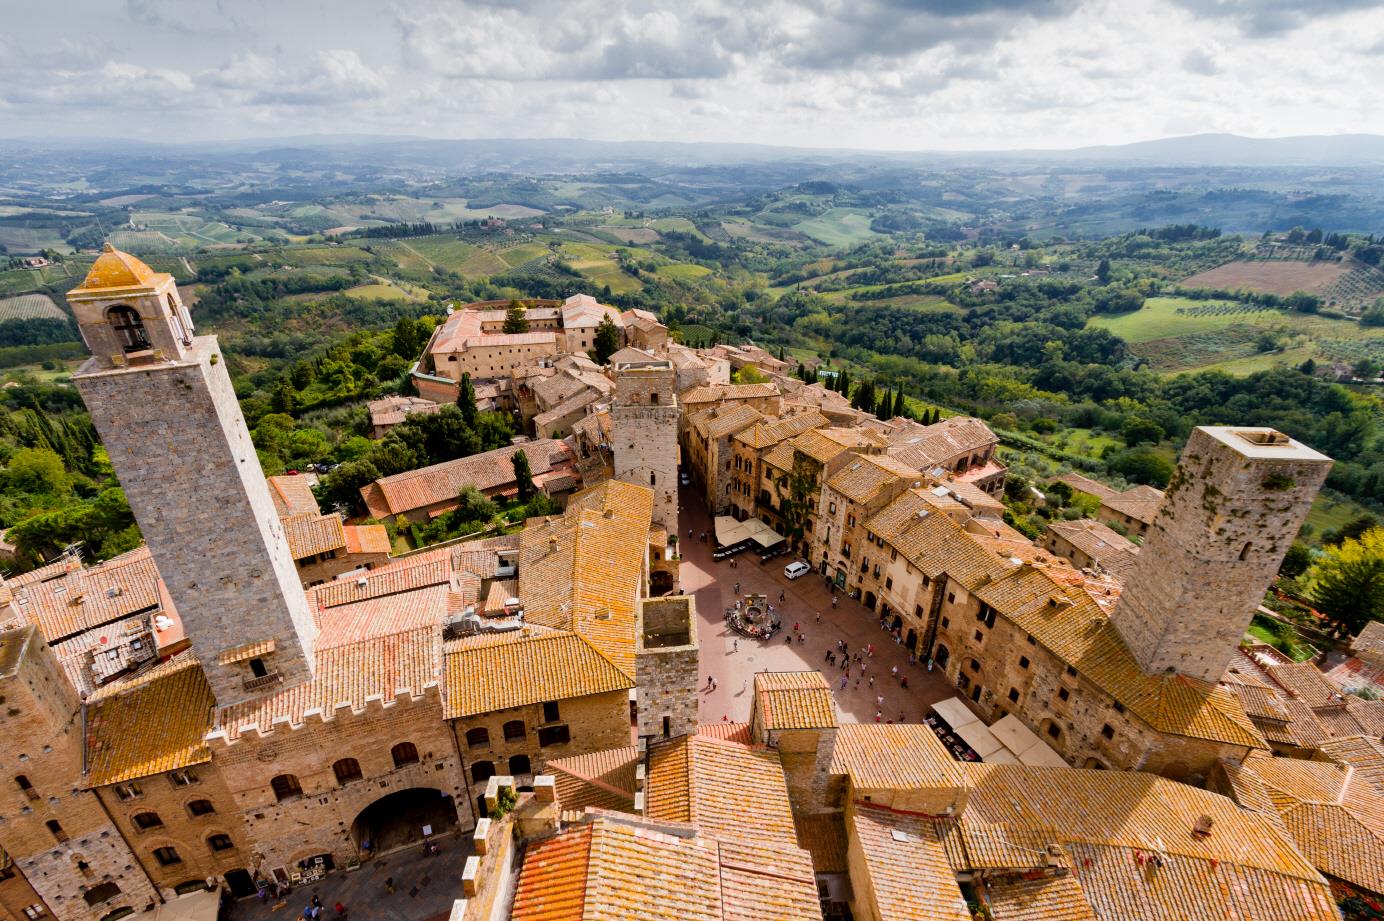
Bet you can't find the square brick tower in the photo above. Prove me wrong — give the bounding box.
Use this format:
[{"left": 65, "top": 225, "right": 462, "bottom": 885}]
[
  {"left": 68, "top": 245, "right": 316, "bottom": 706},
  {"left": 1112, "top": 426, "right": 1331, "bottom": 683},
  {"left": 611, "top": 358, "right": 679, "bottom": 532}
]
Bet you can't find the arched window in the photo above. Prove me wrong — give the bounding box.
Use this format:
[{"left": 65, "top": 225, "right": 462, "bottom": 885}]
[
  {"left": 248, "top": 658, "right": 268, "bottom": 678},
  {"left": 46, "top": 820, "right": 67, "bottom": 842},
  {"left": 132, "top": 812, "right": 163, "bottom": 830},
  {"left": 83, "top": 883, "right": 121, "bottom": 906},
  {"left": 270, "top": 774, "right": 301, "bottom": 802},
  {"left": 471, "top": 761, "right": 495, "bottom": 784},
  {"left": 152, "top": 847, "right": 181, "bottom": 867},
  {"left": 1239, "top": 541, "right": 1252, "bottom": 561},
  {"left": 107, "top": 306, "right": 150, "bottom": 352},
  {"left": 502, "top": 720, "right": 526, "bottom": 742},
  {"left": 465, "top": 727, "right": 489, "bottom": 750},
  {"left": 186, "top": 800, "right": 214, "bottom": 817},
  {"left": 508, "top": 754, "right": 531, "bottom": 775},
  {"left": 391, "top": 742, "right": 419, "bottom": 768},
  {"left": 333, "top": 759, "right": 362, "bottom": 785},
  {"left": 206, "top": 834, "right": 234, "bottom": 852}
]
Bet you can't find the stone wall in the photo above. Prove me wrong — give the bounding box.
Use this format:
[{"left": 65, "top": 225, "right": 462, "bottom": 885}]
[
  {"left": 1113, "top": 427, "right": 1332, "bottom": 683},
  {"left": 0, "top": 631, "right": 157, "bottom": 921},
  {"left": 95, "top": 765, "right": 251, "bottom": 899},
  {"left": 74, "top": 339, "right": 316, "bottom": 707},
  {"left": 635, "top": 597, "right": 699, "bottom": 741},
  {"left": 611, "top": 363, "right": 679, "bottom": 532},
  {"left": 208, "top": 686, "right": 470, "bottom": 874}
]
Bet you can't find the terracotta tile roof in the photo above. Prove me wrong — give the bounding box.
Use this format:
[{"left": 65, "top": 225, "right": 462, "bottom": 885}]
[
  {"left": 363, "top": 439, "right": 571, "bottom": 517},
  {"left": 266, "top": 474, "right": 320, "bottom": 516},
  {"left": 1046, "top": 518, "right": 1139, "bottom": 576},
  {"left": 692, "top": 404, "right": 764, "bottom": 440},
  {"left": 10, "top": 547, "right": 164, "bottom": 643},
  {"left": 342, "top": 524, "right": 391, "bottom": 555},
  {"left": 511, "top": 814, "right": 820, "bottom": 921},
  {"left": 309, "top": 558, "right": 450, "bottom": 609},
  {"left": 887, "top": 416, "right": 997, "bottom": 470},
  {"left": 696, "top": 721, "right": 752, "bottom": 744},
  {"left": 1353, "top": 621, "right": 1384, "bottom": 660},
  {"left": 1100, "top": 484, "right": 1164, "bottom": 525},
  {"left": 849, "top": 806, "right": 972, "bottom": 921},
  {"left": 366, "top": 395, "right": 442, "bottom": 430},
  {"left": 510, "top": 822, "right": 596, "bottom": 921},
  {"left": 517, "top": 480, "right": 653, "bottom": 676},
  {"left": 761, "top": 439, "right": 796, "bottom": 473},
  {"left": 986, "top": 875, "right": 1097, "bottom": 921},
  {"left": 791, "top": 427, "right": 874, "bottom": 464},
  {"left": 1049, "top": 473, "right": 1120, "bottom": 502},
  {"left": 441, "top": 628, "right": 634, "bottom": 719},
  {"left": 973, "top": 566, "right": 1264, "bottom": 749},
  {"left": 314, "top": 583, "right": 447, "bottom": 645},
  {"left": 1226, "top": 751, "right": 1384, "bottom": 897},
  {"left": 679, "top": 382, "right": 779, "bottom": 405},
  {"left": 793, "top": 813, "right": 848, "bottom": 873},
  {"left": 829, "top": 723, "right": 964, "bottom": 792},
  {"left": 1318, "top": 736, "right": 1384, "bottom": 793},
  {"left": 731, "top": 411, "right": 829, "bottom": 450},
  {"left": 561, "top": 293, "right": 622, "bottom": 328},
  {"left": 646, "top": 735, "right": 800, "bottom": 847},
  {"left": 953, "top": 763, "right": 1325, "bottom": 884},
  {"left": 1266, "top": 662, "right": 1345, "bottom": 709},
  {"left": 754, "top": 671, "right": 839, "bottom": 730},
  {"left": 217, "top": 625, "right": 440, "bottom": 739},
  {"left": 282, "top": 513, "right": 346, "bottom": 560},
  {"left": 827, "top": 454, "right": 922, "bottom": 505},
  {"left": 546, "top": 746, "right": 638, "bottom": 812},
  {"left": 85, "top": 654, "right": 215, "bottom": 786},
  {"left": 867, "top": 490, "right": 1014, "bottom": 587}
]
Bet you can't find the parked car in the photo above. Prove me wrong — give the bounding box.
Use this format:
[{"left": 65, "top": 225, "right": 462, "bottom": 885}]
[{"left": 783, "top": 560, "right": 811, "bottom": 580}]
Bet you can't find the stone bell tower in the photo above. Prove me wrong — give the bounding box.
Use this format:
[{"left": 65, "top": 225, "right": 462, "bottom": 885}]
[
  {"left": 1112, "top": 426, "right": 1331, "bottom": 684},
  {"left": 68, "top": 245, "right": 316, "bottom": 706},
  {"left": 610, "top": 358, "right": 679, "bottom": 532}
]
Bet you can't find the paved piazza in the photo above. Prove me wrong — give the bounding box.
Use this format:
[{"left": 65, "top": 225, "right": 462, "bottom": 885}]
[{"left": 678, "top": 484, "right": 957, "bottom": 726}]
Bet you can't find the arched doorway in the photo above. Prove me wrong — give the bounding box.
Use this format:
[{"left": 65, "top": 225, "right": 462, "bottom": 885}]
[
  {"left": 890, "top": 614, "right": 902, "bottom": 632},
  {"left": 350, "top": 788, "right": 457, "bottom": 855},
  {"left": 933, "top": 643, "right": 950, "bottom": 669},
  {"left": 224, "top": 869, "right": 257, "bottom": 899},
  {"left": 905, "top": 629, "right": 917, "bottom": 650},
  {"left": 864, "top": 592, "right": 876, "bottom": 611}
]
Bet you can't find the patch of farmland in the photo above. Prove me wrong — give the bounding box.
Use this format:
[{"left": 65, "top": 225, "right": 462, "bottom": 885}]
[
  {"left": 0, "top": 294, "right": 65, "bottom": 321},
  {"left": 1181, "top": 260, "right": 1348, "bottom": 295},
  {"left": 597, "top": 226, "right": 660, "bottom": 244}
]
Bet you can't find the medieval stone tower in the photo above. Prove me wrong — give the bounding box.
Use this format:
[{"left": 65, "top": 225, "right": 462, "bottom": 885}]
[
  {"left": 634, "top": 596, "right": 699, "bottom": 742},
  {"left": 1112, "top": 426, "right": 1331, "bottom": 684},
  {"left": 68, "top": 245, "right": 316, "bottom": 706},
  {"left": 610, "top": 358, "right": 679, "bottom": 532},
  {"left": 0, "top": 625, "right": 158, "bottom": 920}
]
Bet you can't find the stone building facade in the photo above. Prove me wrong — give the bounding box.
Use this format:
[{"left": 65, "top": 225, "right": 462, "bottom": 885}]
[
  {"left": 1112, "top": 427, "right": 1331, "bottom": 684},
  {"left": 633, "top": 597, "right": 700, "bottom": 742},
  {"left": 68, "top": 247, "right": 316, "bottom": 707},
  {"left": 610, "top": 359, "right": 679, "bottom": 532}
]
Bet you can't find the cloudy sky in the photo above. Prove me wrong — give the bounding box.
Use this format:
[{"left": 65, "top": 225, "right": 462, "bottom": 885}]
[{"left": 2, "top": 0, "right": 1382, "bottom": 150}]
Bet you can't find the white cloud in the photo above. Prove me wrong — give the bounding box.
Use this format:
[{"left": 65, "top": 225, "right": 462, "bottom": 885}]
[{"left": 0, "top": 0, "right": 1378, "bottom": 148}]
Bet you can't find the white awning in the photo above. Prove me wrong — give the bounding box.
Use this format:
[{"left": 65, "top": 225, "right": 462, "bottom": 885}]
[
  {"left": 992, "top": 714, "right": 1068, "bottom": 767},
  {"left": 931, "top": 696, "right": 981, "bottom": 731},
  {"left": 1020, "top": 743, "right": 1070, "bottom": 768},
  {"left": 953, "top": 721, "right": 1005, "bottom": 758},
  {"left": 153, "top": 890, "right": 219, "bottom": 921},
  {"left": 714, "top": 516, "right": 750, "bottom": 546},
  {"left": 744, "top": 518, "right": 785, "bottom": 548}
]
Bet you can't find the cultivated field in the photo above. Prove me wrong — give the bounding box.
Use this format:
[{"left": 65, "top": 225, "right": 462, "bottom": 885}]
[
  {"left": 1181, "top": 260, "right": 1347, "bottom": 295},
  {"left": 0, "top": 293, "right": 66, "bottom": 321}
]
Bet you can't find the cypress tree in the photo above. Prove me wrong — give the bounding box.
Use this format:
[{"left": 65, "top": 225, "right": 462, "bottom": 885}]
[{"left": 457, "top": 372, "right": 478, "bottom": 427}]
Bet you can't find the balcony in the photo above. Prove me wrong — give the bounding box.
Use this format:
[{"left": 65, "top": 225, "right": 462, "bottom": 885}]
[{"left": 243, "top": 672, "right": 283, "bottom": 692}]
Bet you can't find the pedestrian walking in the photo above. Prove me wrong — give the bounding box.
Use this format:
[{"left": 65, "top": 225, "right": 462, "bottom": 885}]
[
  {"left": 876, "top": 694, "right": 884, "bottom": 708},
  {"left": 798, "top": 633, "right": 805, "bottom": 645},
  {"left": 869, "top": 675, "right": 875, "bottom": 688},
  {"left": 839, "top": 674, "right": 848, "bottom": 690},
  {"left": 825, "top": 649, "right": 833, "bottom": 664},
  {"left": 733, "top": 639, "right": 739, "bottom": 653},
  {"left": 815, "top": 611, "right": 821, "bottom": 623},
  {"left": 874, "top": 710, "right": 882, "bottom": 722},
  {"left": 734, "top": 581, "right": 740, "bottom": 595},
  {"left": 837, "top": 639, "right": 844, "bottom": 652},
  {"left": 831, "top": 595, "right": 838, "bottom": 609},
  {"left": 793, "top": 621, "right": 800, "bottom": 633},
  {"left": 706, "top": 675, "right": 714, "bottom": 690},
  {"left": 927, "top": 658, "right": 934, "bottom": 672},
  {"left": 711, "top": 677, "right": 717, "bottom": 691},
  {"left": 385, "top": 878, "right": 395, "bottom": 895},
  {"left": 891, "top": 665, "right": 899, "bottom": 680},
  {"left": 779, "top": 591, "right": 786, "bottom": 604},
  {"left": 901, "top": 676, "right": 908, "bottom": 689},
  {"left": 842, "top": 641, "right": 849, "bottom": 655}
]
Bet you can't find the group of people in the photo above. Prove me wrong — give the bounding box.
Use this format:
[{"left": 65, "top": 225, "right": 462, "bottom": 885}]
[{"left": 300, "top": 895, "right": 347, "bottom": 921}]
